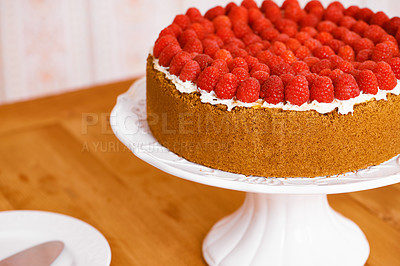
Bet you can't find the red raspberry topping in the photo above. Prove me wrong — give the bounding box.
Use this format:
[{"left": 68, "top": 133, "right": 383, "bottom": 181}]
[
  {"left": 196, "top": 66, "right": 221, "bottom": 92},
  {"left": 251, "top": 71, "right": 270, "bottom": 86},
  {"left": 313, "top": 45, "right": 335, "bottom": 59},
  {"left": 214, "top": 49, "right": 233, "bottom": 64},
  {"left": 281, "top": 50, "right": 297, "bottom": 64},
  {"left": 179, "top": 29, "right": 197, "bottom": 47},
  {"left": 374, "top": 61, "right": 397, "bottom": 90},
  {"left": 179, "top": 60, "right": 201, "bottom": 82},
  {"left": 292, "top": 61, "right": 309, "bottom": 74},
  {"left": 241, "top": 0, "right": 258, "bottom": 9},
  {"left": 300, "top": 14, "right": 319, "bottom": 28},
  {"left": 228, "top": 6, "right": 249, "bottom": 25},
  {"left": 384, "top": 17, "right": 400, "bottom": 36},
  {"left": 204, "top": 6, "right": 225, "bottom": 21},
  {"left": 280, "top": 73, "right": 295, "bottom": 86},
  {"left": 250, "top": 63, "right": 270, "bottom": 75},
  {"left": 244, "top": 55, "right": 259, "bottom": 70},
  {"left": 248, "top": 8, "right": 263, "bottom": 25},
  {"left": 338, "top": 45, "right": 355, "bottom": 61},
  {"left": 169, "top": 51, "right": 192, "bottom": 76},
  {"left": 229, "top": 57, "right": 249, "bottom": 72},
  {"left": 329, "top": 69, "right": 344, "bottom": 82},
  {"left": 261, "top": 0, "right": 281, "bottom": 23},
  {"left": 363, "top": 25, "right": 386, "bottom": 44},
  {"left": 261, "top": 75, "right": 285, "bottom": 104},
  {"left": 295, "top": 46, "right": 311, "bottom": 59},
  {"left": 311, "top": 59, "right": 332, "bottom": 73},
  {"left": 372, "top": 43, "right": 393, "bottom": 62},
  {"left": 388, "top": 57, "right": 400, "bottom": 79},
  {"left": 310, "top": 76, "right": 335, "bottom": 103},
  {"left": 356, "top": 8, "right": 374, "bottom": 23},
  {"left": 356, "top": 49, "right": 373, "bottom": 62},
  {"left": 271, "top": 62, "right": 295, "bottom": 76},
  {"left": 215, "top": 73, "right": 240, "bottom": 99},
  {"left": 334, "top": 73, "right": 360, "bottom": 100},
  {"left": 370, "top": 11, "right": 390, "bottom": 27},
  {"left": 236, "top": 77, "right": 260, "bottom": 103},
  {"left": 212, "top": 59, "right": 229, "bottom": 76},
  {"left": 356, "top": 70, "right": 379, "bottom": 95},
  {"left": 285, "top": 76, "right": 310, "bottom": 105},
  {"left": 324, "top": 5, "right": 344, "bottom": 24},
  {"left": 202, "top": 39, "right": 220, "bottom": 57},
  {"left": 339, "top": 16, "right": 356, "bottom": 29},
  {"left": 353, "top": 38, "right": 374, "bottom": 54},
  {"left": 213, "top": 16, "right": 232, "bottom": 31},
  {"left": 159, "top": 44, "right": 182, "bottom": 67},
  {"left": 153, "top": 36, "right": 179, "bottom": 58},
  {"left": 232, "top": 67, "right": 250, "bottom": 82},
  {"left": 358, "top": 60, "right": 377, "bottom": 71},
  {"left": 194, "top": 54, "right": 213, "bottom": 70},
  {"left": 186, "top": 8, "right": 202, "bottom": 23},
  {"left": 183, "top": 38, "right": 203, "bottom": 54}
]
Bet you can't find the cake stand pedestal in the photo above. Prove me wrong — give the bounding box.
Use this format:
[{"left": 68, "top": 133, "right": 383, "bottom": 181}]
[{"left": 111, "top": 78, "right": 400, "bottom": 266}]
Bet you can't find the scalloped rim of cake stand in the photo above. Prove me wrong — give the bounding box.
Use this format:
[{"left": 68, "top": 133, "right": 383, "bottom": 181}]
[{"left": 110, "top": 77, "right": 400, "bottom": 195}]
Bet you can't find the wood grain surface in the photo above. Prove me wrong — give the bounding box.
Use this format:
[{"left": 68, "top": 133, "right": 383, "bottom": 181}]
[{"left": 0, "top": 78, "right": 399, "bottom": 265}]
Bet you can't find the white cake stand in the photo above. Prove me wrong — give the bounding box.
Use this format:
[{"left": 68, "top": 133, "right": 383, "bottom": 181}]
[{"left": 110, "top": 78, "right": 400, "bottom": 266}]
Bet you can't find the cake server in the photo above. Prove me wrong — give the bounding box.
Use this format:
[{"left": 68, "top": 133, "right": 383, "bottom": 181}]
[{"left": 0, "top": 241, "right": 64, "bottom": 266}]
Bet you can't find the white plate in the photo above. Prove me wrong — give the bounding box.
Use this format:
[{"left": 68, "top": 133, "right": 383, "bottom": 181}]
[
  {"left": 110, "top": 77, "right": 400, "bottom": 194},
  {"left": 0, "top": 210, "right": 111, "bottom": 266}
]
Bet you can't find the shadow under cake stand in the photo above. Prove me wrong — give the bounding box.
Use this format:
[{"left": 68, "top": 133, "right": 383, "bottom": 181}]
[{"left": 110, "top": 78, "right": 400, "bottom": 266}]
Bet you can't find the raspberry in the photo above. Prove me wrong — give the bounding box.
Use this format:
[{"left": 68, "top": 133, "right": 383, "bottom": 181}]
[
  {"left": 261, "top": 0, "right": 282, "bottom": 22},
  {"left": 280, "top": 73, "right": 295, "bottom": 86},
  {"left": 216, "top": 27, "right": 235, "bottom": 42},
  {"left": 356, "top": 70, "right": 378, "bottom": 95},
  {"left": 311, "top": 59, "right": 332, "bottom": 73},
  {"left": 231, "top": 48, "right": 249, "bottom": 58},
  {"left": 356, "top": 49, "right": 373, "bottom": 62},
  {"left": 296, "top": 32, "right": 311, "bottom": 43},
  {"left": 304, "top": 39, "right": 322, "bottom": 52},
  {"left": 244, "top": 55, "right": 259, "bottom": 70},
  {"left": 310, "top": 76, "right": 334, "bottom": 103},
  {"left": 352, "top": 61, "right": 361, "bottom": 69},
  {"left": 358, "top": 60, "right": 377, "bottom": 71},
  {"left": 309, "top": 6, "right": 324, "bottom": 20},
  {"left": 327, "top": 1, "right": 345, "bottom": 11},
  {"left": 363, "top": 25, "right": 386, "bottom": 44},
  {"left": 299, "top": 14, "right": 319, "bottom": 28},
  {"left": 317, "top": 21, "right": 336, "bottom": 33},
  {"left": 226, "top": 2, "right": 238, "bottom": 13},
  {"left": 337, "top": 60, "right": 354, "bottom": 73},
  {"left": 214, "top": 49, "right": 233, "bottom": 63},
  {"left": 184, "top": 38, "right": 203, "bottom": 53},
  {"left": 242, "top": 33, "right": 262, "bottom": 46},
  {"left": 251, "top": 71, "right": 270, "bottom": 86},
  {"left": 383, "top": 41, "right": 399, "bottom": 55},
  {"left": 285, "top": 76, "right": 310, "bottom": 105},
  {"left": 339, "top": 16, "right": 356, "bottom": 29},
  {"left": 179, "top": 29, "right": 198, "bottom": 47},
  {"left": 212, "top": 59, "right": 229, "bottom": 76},
  {"left": 281, "top": 50, "right": 297, "bottom": 64},
  {"left": 273, "top": 34, "right": 290, "bottom": 43},
  {"left": 356, "top": 8, "right": 374, "bottom": 23},
  {"left": 319, "top": 69, "right": 331, "bottom": 76},
  {"left": 248, "top": 8, "right": 263, "bottom": 25},
  {"left": 374, "top": 61, "right": 397, "bottom": 90},
  {"left": 214, "top": 73, "right": 240, "bottom": 99},
  {"left": 281, "top": 0, "right": 299, "bottom": 10},
  {"left": 313, "top": 45, "right": 335, "bottom": 59},
  {"left": 304, "top": 0, "right": 323, "bottom": 12},
  {"left": 331, "top": 26, "right": 347, "bottom": 39},
  {"left": 372, "top": 43, "right": 393, "bottom": 62},
  {"left": 179, "top": 60, "right": 201, "bottom": 82},
  {"left": 326, "top": 39, "right": 345, "bottom": 53},
  {"left": 351, "top": 20, "right": 369, "bottom": 35},
  {"left": 250, "top": 63, "right": 270, "bottom": 75},
  {"left": 316, "top": 32, "right": 334, "bottom": 45},
  {"left": 370, "top": 11, "right": 389, "bottom": 27},
  {"left": 228, "top": 6, "right": 249, "bottom": 25},
  {"left": 260, "top": 75, "right": 285, "bottom": 103},
  {"left": 202, "top": 39, "right": 220, "bottom": 57},
  {"left": 286, "top": 38, "right": 301, "bottom": 52},
  {"left": 173, "top": 15, "right": 191, "bottom": 30},
  {"left": 324, "top": 6, "right": 343, "bottom": 24},
  {"left": 229, "top": 57, "right": 248, "bottom": 71},
  {"left": 213, "top": 16, "right": 232, "bottom": 31},
  {"left": 246, "top": 43, "right": 264, "bottom": 56},
  {"left": 292, "top": 61, "right": 309, "bottom": 74},
  {"left": 271, "top": 62, "right": 295, "bottom": 76},
  {"left": 353, "top": 38, "right": 374, "bottom": 54},
  {"left": 303, "top": 56, "right": 320, "bottom": 67},
  {"left": 305, "top": 72, "right": 319, "bottom": 85},
  {"left": 232, "top": 67, "right": 250, "bottom": 82},
  {"left": 270, "top": 41, "right": 287, "bottom": 55},
  {"left": 284, "top": 3, "right": 304, "bottom": 22},
  {"left": 186, "top": 7, "right": 203, "bottom": 23},
  {"left": 329, "top": 55, "right": 344, "bottom": 68},
  {"left": 233, "top": 21, "right": 252, "bottom": 38},
  {"left": 169, "top": 51, "right": 192, "bottom": 76},
  {"left": 388, "top": 57, "right": 400, "bottom": 79},
  {"left": 196, "top": 66, "right": 221, "bottom": 92},
  {"left": 159, "top": 44, "right": 182, "bottom": 67},
  {"left": 384, "top": 17, "right": 400, "bottom": 36},
  {"left": 252, "top": 18, "right": 273, "bottom": 33},
  {"left": 241, "top": 0, "right": 258, "bottom": 9},
  {"left": 260, "top": 28, "right": 279, "bottom": 41},
  {"left": 338, "top": 45, "right": 355, "bottom": 61},
  {"left": 334, "top": 73, "right": 360, "bottom": 100},
  {"left": 189, "top": 23, "right": 206, "bottom": 40},
  {"left": 225, "top": 37, "right": 245, "bottom": 49},
  {"left": 295, "top": 46, "right": 311, "bottom": 60},
  {"left": 257, "top": 50, "right": 273, "bottom": 64},
  {"left": 266, "top": 56, "right": 285, "bottom": 69},
  {"left": 153, "top": 36, "right": 179, "bottom": 58},
  {"left": 329, "top": 69, "right": 344, "bottom": 82},
  {"left": 344, "top": 6, "right": 360, "bottom": 17},
  {"left": 236, "top": 77, "right": 260, "bottom": 102},
  {"left": 200, "top": 19, "right": 215, "bottom": 35},
  {"left": 342, "top": 31, "right": 360, "bottom": 46},
  {"left": 159, "top": 24, "right": 182, "bottom": 38},
  {"left": 205, "top": 6, "right": 225, "bottom": 21},
  {"left": 194, "top": 54, "right": 213, "bottom": 70}
]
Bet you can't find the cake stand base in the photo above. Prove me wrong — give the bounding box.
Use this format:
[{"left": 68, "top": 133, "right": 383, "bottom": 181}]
[{"left": 203, "top": 193, "right": 369, "bottom": 266}]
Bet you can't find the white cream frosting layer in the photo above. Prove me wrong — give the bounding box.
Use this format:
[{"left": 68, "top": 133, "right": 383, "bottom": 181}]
[{"left": 153, "top": 58, "right": 400, "bottom": 114}]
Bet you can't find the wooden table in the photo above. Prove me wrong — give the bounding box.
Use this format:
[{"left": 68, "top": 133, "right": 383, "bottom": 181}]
[{"left": 0, "top": 78, "right": 399, "bottom": 265}]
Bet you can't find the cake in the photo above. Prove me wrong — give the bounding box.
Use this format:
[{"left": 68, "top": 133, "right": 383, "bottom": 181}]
[{"left": 146, "top": 0, "right": 400, "bottom": 178}]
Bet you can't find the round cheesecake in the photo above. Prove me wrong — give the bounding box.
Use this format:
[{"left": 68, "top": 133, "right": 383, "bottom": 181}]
[{"left": 146, "top": 0, "right": 400, "bottom": 178}]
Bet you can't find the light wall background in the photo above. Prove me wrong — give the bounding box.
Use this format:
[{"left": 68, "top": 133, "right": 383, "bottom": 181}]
[{"left": 0, "top": 0, "right": 399, "bottom": 104}]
